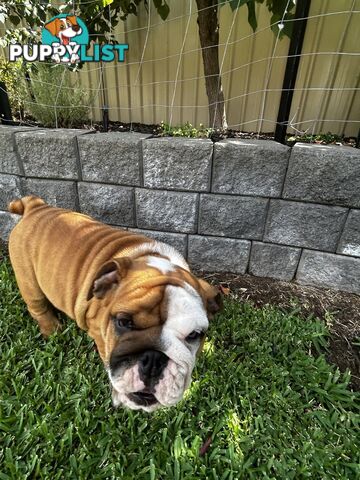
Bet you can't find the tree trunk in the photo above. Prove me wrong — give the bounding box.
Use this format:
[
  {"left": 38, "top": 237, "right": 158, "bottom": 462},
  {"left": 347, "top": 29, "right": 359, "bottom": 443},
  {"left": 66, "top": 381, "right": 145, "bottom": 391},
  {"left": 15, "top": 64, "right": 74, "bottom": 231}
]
[{"left": 196, "top": 0, "right": 227, "bottom": 129}]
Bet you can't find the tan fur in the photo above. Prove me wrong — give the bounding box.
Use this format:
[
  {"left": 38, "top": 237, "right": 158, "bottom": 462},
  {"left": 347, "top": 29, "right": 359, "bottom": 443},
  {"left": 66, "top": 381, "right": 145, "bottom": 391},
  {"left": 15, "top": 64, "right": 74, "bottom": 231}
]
[
  {"left": 8, "top": 196, "right": 220, "bottom": 365},
  {"left": 44, "top": 18, "right": 62, "bottom": 37}
]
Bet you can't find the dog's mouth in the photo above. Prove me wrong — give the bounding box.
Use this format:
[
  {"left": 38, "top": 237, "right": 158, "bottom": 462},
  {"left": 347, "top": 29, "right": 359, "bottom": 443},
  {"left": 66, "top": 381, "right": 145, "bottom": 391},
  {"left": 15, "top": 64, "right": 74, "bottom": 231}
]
[
  {"left": 61, "top": 34, "right": 71, "bottom": 45},
  {"left": 127, "top": 388, "right": 158, "bottom": 406}
]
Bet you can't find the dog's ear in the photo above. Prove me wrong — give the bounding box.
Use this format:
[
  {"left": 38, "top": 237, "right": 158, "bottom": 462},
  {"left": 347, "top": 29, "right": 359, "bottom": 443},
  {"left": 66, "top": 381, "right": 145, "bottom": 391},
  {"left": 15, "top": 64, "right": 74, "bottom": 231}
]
[
  {"left": 44, "top": 18, "right": 60, "bottom": 37},
  {"left": 87, "top": 257, "right": 132, "bottom": 300},
  {"left": 66, "top": 15, "right": 77, "bottom": 26},
  {"left": 198, "top": 279, "right": 223, "bottom": 316}
]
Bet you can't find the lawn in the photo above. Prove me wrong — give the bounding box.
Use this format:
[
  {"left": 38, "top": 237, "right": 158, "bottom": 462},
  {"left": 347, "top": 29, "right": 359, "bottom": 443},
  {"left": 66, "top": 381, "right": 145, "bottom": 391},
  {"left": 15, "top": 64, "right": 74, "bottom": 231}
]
[{"left": 0, "top": 257, "right": 359, "bottom": 479}]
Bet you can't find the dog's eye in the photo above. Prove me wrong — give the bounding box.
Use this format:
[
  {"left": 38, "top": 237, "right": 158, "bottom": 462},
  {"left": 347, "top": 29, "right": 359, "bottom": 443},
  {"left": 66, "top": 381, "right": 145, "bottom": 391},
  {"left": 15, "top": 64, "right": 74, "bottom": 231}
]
[
  {"left": 186, "top": 330, "right": 204, "bottom": 342},
  {"left": 112, "top": 313, "right": 134, "bottom": 331}
]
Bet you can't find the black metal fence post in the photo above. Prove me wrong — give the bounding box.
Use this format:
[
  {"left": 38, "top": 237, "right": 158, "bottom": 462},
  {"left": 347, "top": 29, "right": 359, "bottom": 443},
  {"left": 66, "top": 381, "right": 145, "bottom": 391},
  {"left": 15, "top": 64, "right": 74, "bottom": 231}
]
[
  {"left": 274, "top": 0, "right": 311, "bottom": 144},
  {"left": 0, "top": 81, "right": 13, "bottom": 125}
]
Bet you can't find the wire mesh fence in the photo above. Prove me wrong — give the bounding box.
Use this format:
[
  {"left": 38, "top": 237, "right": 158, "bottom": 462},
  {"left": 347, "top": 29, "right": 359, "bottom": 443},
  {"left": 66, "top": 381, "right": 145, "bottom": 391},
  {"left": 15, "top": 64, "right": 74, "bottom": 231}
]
[{"left": 0, "top": 0, "right": 359, "bottom": 139}]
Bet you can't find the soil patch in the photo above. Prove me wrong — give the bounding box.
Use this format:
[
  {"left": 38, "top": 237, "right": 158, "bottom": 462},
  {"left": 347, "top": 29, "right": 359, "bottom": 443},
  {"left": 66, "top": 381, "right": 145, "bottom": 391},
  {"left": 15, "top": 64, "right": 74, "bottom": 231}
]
[
  {"left": 196, "top": 270, "right": 360, "bottom": 391},
  {"left": 11, "top": 119, "right": 358, "bottom": 147}
]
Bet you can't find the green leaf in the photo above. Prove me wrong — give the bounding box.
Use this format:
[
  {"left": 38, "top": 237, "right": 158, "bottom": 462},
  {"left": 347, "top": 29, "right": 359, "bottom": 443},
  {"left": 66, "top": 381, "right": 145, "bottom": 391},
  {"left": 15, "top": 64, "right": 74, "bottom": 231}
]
[
  {"left": 228, "top": 0, "right": 240, "bottom": 11},
  {"left": 227, "top": 0, "right": 251, "bottom": 11},
  {"left": 9, "top": 15, "right": 21, "bottom": 26},
  {"left": 102, "top": 0, "right": 114, "bottom": 6},
  {"left": 246, "top": 1, "right": 257, "bottom": 31},
  {"left": 153, "top": 0, "right": 170, "bottom": 20},
  {"left": 270, "top": 11, "right": 294, "bottom": 39}
]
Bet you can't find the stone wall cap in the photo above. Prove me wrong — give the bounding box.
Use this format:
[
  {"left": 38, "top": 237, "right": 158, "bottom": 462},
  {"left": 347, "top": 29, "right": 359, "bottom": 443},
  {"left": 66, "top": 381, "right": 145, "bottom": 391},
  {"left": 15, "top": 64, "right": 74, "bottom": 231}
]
[
  {"left": 15, "top": 128, "right": 90, "bottom": 138},
  {"left": 215, "top": 138, "right": 290, "bottom": 151},
  {"left": 79, "top": 131, "right": 152, "bottom": 141},
  {"left": 0, "top": 125, "right": 44, "bottom": 132},
  {"left": 292, "top": 142, "right": 360, "bottom": 156},
  {"left": 145, "top": 136, "right": 212, "bottom": 145}
]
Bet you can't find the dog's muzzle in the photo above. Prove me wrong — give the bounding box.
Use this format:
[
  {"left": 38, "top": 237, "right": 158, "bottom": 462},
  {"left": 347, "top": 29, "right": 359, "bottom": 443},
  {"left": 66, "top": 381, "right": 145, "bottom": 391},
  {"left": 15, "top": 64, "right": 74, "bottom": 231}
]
[{"left": 110, "top": 349, "right": 169, "bottom": 407}]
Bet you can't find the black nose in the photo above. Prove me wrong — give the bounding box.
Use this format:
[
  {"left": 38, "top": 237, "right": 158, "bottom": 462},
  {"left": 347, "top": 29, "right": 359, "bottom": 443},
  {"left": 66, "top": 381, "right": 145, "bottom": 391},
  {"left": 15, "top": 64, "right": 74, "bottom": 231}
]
[
  {"left": 139, "top": 350, "right": 168, "bottom": 382},
  {"left": 72, "top": 24, "right": 80, "bottom": 32}
]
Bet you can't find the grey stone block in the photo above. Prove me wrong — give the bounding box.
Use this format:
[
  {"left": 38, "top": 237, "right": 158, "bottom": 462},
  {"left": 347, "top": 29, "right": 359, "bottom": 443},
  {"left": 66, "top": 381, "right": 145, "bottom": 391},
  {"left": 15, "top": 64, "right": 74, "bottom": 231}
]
[
  {"left": 78, "top": 182, "right": 134, "bottom": 226},
  {"left": 249, "top": 241, "right": 301, "bottom": 281},
  {"left": 212, "top": 139, "right": 289, "bottom": 197},
  {"left": 79, "top": 132, "right": 151, "bottom": 186},
  {"left": 0, "top": 173, "right": 22, "bottom": 210},
  {"left": 143, "top": 137, "right": 213, "bottom": 191},
  {"left": 129, "top": 228, "right": 187, "bottom": 257},
  {"left": 337, "top": 209, "right": 360, "bottom": 258},
  {"left": 199, "top": 194, "right": 268, "bottom": 239},
  {"left": 283, "top": 143, "right": 360, "bottom": 207},
  {"left": 136, "top": 189, "right": 198, "bottom": 233},
  {"left": 16, "top": 129, "right": 87, "bottom": 179},
  {"left": 0, "top": 211, "right": 20, "bottom": 242},
  {"left": 296, "top": 250, "right": 360, "bottom": 294},
  {"left": 264, "top": 200, "right": 347, "bottom": 251},
  {"left": 188, "top": 235, "right": 250, "bottom": 273},
  {"left": 0, "top": 126, "right": 38, "bottom": 174},
  {"left": 22, "top": 178, "right": 77, "bottom": 210}
]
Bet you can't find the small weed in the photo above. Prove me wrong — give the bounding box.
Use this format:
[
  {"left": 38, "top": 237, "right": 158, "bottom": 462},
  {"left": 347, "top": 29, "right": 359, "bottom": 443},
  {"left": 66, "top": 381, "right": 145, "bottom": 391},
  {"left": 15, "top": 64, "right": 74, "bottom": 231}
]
[
  {"left": 288, "top": 131, "right": 345, "bottom": 145},
  {"left": 158, "top": 121, "right": 213, "bottom": 138}
]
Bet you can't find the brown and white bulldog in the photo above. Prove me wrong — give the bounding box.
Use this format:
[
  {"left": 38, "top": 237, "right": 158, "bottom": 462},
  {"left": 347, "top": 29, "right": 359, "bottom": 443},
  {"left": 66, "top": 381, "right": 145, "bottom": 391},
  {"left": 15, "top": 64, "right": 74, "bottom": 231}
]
[{"left": 8, "top": 196, "right": 222, "bottom": 412}]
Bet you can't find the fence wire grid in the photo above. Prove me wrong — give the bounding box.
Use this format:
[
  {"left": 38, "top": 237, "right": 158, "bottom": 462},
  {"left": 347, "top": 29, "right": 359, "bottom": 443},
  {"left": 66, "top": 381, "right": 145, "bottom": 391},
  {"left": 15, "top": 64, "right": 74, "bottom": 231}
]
[{"left": 0, "top": 0, "right": 359, "bottom": 138}]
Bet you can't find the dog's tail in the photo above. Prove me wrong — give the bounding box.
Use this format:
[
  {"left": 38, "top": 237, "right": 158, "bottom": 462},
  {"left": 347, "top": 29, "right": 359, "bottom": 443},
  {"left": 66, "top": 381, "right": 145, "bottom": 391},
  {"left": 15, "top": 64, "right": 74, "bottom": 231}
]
[{"left": 8, "top": 196, "right": 46, "bottom": 216}]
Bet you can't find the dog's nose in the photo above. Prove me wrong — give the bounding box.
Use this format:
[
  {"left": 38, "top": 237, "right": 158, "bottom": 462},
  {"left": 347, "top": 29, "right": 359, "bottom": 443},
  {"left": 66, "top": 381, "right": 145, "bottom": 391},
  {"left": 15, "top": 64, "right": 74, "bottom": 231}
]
[
  {"left": 72, "top": 24, "right": 80, "bottom": 32},
  {"left": 139, "top": 350, "right": 168, "bottom": 381}
]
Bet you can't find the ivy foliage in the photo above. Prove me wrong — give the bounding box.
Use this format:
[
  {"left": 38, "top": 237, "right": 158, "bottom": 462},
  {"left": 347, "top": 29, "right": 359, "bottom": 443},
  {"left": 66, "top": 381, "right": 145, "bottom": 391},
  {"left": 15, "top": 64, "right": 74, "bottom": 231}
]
[
  {"left": 0, "top": 0, "right": 295, "bottom": 47},
  {"left": 225, "top": 0, "right": 296, "bottom": 38}
]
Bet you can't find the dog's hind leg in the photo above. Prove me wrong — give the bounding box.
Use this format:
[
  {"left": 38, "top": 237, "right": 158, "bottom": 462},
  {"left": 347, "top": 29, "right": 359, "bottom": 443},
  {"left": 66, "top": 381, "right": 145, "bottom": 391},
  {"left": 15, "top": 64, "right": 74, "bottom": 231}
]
[{"left": 13, "top": 268, "right": 62, "bottom": 338}]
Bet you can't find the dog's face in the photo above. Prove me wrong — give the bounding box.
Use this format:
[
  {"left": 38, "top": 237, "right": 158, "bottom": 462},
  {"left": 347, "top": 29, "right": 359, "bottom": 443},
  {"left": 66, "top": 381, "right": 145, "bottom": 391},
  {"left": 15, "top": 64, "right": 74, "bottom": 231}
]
[
  {"left": 86, "top": 256, "right": 222, "bottom": 412},
  {"left": 44, "top": 16, "right": 82, "bottom": 44}
]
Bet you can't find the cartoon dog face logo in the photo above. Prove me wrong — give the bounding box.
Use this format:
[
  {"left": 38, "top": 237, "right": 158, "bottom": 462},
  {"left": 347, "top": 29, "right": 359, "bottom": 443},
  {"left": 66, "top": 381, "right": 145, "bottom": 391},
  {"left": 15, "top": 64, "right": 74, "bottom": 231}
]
[
  {"left": 42, "top": 14, "right": 89, "bottom": 63},
  {"left": 44, "top": 15, "right": 82, "bottom": 46}
]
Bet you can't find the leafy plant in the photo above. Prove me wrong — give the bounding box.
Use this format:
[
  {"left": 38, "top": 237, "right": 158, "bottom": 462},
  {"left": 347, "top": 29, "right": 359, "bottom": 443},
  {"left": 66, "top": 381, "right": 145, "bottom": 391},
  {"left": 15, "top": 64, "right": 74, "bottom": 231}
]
[
  {"left": 24, "top": 63, "right": 92, "bottom": 128},
  {"left": 158, "top": 121, "right": 213, "bottom": 138},
  {"left": 0, "top": 59, "right": 28, "bottom": 120},
  {"left": 288, "top": 132, "right": 345, "bottom": 145},
  {"left": 0, "top": 1, "right": 170, "bottom": 46},
  {"left": 1, "top": 1, "right": 296, "bottom": 129}
]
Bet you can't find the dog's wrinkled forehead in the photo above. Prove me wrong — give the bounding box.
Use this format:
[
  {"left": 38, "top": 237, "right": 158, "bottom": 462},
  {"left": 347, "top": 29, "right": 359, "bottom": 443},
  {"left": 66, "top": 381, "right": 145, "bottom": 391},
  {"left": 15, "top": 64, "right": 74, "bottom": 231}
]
[
  {"left": 106, "top": 256, "right": 208, "bottom": 347},
  {"left": 110, "top": 256, "right": 207, "bottom": 325}
]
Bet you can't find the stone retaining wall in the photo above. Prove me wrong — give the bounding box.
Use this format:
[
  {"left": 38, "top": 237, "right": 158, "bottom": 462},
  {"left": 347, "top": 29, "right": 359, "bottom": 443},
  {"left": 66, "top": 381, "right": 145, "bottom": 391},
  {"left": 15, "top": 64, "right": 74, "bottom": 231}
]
[{"left": 0, "top": 125, "right": 359, "bottom": 294}]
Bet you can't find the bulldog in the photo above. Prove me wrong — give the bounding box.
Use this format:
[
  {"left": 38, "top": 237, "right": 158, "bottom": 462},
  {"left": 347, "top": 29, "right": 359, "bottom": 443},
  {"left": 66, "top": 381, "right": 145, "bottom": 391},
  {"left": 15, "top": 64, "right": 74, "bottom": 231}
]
[{"left": 8, "top": 196, "right": 222, "bottom": 412}]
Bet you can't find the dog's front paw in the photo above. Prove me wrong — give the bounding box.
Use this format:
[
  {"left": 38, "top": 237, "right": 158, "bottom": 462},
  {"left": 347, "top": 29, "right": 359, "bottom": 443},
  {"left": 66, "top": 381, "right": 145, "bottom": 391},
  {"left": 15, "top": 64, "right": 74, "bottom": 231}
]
[{"left": 38, "top": 318, "right": 63, "bottom": 338}]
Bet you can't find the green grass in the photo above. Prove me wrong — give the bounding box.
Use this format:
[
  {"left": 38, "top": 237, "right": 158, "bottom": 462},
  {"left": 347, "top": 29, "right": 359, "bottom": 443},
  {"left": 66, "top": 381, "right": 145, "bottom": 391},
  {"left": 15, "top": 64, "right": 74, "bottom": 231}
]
[{"left": 0, "top": 258, "right": 359, "bottom": 480}]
